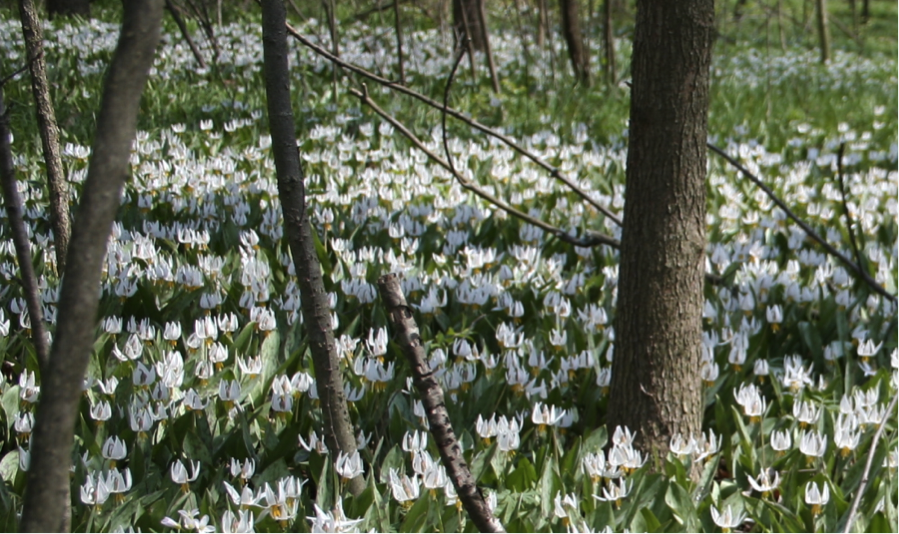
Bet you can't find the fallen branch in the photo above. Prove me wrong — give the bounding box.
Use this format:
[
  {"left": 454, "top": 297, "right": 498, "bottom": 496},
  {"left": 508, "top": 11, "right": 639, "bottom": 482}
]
[
  {"left": 377, "top": 273, "right": 505, "bottom": 533},
  {"left": 286, "top": 23, "right": 623, "bottom": 226},
  {"left": 707, "top": 142, "right": 895, "bottom": 303},
  {"left": 841, "top": 393, "right": 898, "bottom": 533}
]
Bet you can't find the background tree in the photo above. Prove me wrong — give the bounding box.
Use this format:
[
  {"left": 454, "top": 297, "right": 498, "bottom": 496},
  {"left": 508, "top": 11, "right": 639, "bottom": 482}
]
[
  {"left": 19, "top": 0, "right": 163, "bottom": 530},
  {"left": 47, "top": 0, "right": 89, "bottom": 18},
  {"left": 607, "top": 0, "right": 715, "bottom": 458},
  {"left": 559, "top": 0, "right": 590, "bottom": 85}
]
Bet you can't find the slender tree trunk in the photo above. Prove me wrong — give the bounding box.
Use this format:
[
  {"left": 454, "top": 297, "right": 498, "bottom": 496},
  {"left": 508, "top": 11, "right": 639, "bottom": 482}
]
[
  {"left": 19, "top": 1, "right": 163, "bottom": 531},
  {"left": 559, "top": 0, "right": 590, "bottom": 85},
  {"left": 0, "top": 89, "right": 51, "bottom": 373},
  {"left": 536, "top": 0, "right": 547, "bottom": 47},
  {"left": 815, "top": 0, "right": 831, "bottom": 63},
  {"left": 478, "top": 0, "right": 501, "bottom": 93},
  {"left": 47, "top": 0, "right": 89, "bottom": 18},
  {"left": 19, "top": 0, "right": 71, "bottom": 275},
  {"left": 393, "top": 0, "right": 406, "bottom": 83},
  {"left": 453, "top": 0, "right": 486, "bottom": 50},
  {"left": 608, "top": 0, "right": 714, "bottom": 460},
  {"left": 602, "top": 0, "right": 616, "bottom": 82},
  {"left": 261, "top": 0, "right": 364, "bottom": 497}
]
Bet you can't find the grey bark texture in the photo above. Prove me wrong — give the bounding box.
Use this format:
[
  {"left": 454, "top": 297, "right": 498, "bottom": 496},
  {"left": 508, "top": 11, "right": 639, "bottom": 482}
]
[
  {"left": 19, "top": 0, "right": 71, "bottom": 275},
  {"left": 607, "top": 0, "right": 714, "bottom": 459},
  {"left": 377, "top": 273, "right": 506, "bottom": 533},
  {"left": 260, "top": 0, "right": 364, "bottom": 497},
  {"left": 18, "top": 1, "right": 164, "bottom": 530}
]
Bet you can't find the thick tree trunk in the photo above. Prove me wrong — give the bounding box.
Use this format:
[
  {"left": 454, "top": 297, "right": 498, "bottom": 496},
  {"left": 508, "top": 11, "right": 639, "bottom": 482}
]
[
  {"left": 453, "top": 0, "right": 486, "bottom": 50},
  {"left": 261, "top": 0, "right": 364, "bottom": 497},
  {"left": 559, "top": 0, "right": 590, "bottom": 85},
  {"left": 19, "top": 0, "right": 71, "bottom": 275},
  {"left": 47, "top": 0, "right": 89, "bottom": 18},
  {"left": 18, "top": 1, "right": 163, "bottom": 531},
  {"left": 608, "top": 0, "right": 714, "bottom": 460}
]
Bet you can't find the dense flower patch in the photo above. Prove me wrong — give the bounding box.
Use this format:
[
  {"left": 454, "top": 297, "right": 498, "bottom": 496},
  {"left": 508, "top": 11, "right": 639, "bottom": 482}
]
[{"left": 0, "top": 11, "right": 895, "bottom": 533}]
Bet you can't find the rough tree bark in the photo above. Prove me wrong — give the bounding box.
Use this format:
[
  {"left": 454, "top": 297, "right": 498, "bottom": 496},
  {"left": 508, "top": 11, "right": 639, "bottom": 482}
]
[
  {"left": 260, "top": 0, "right": 364, "bottom": 497},
  {"left": 607, "top": 0, "right": 714, "bottom": 459},
  {"left": 19, "top": 0, "right": 71, "bottom": 275},
  {"left": 559, "top": 0, "right": 590, "bottom": 85},
  {"left": 18, "top": 1, "right": 163, "bottom": 531},
  {"left": 47, "top": 0, "right": 90, "bottom": 18},
  {"left": 377, "top": 273, "right": 505, "bottom": 533}
]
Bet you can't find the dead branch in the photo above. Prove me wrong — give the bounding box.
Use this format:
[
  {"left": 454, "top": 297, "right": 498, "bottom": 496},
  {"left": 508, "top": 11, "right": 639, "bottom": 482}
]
[
  {"left": 377, "top": 273, "right": 506, "bottom": 533},
  {"left": 285, "top": 23, "right": 623, "bottom": 225}
]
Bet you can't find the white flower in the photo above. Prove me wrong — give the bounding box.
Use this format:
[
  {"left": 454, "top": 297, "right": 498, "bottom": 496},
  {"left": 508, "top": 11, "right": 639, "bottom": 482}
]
[
  {"left": 710, "top": 505, "right": 746, "bottom": 531},
  {"left": 805, "top": 481, "right": 830, "bottom": 515}
]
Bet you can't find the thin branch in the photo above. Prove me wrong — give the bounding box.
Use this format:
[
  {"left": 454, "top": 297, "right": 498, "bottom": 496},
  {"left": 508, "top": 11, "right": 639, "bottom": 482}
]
[
  {"left": 441, "top": 42, "right": 467, "bottom": 187},
  {"left": 348, "top": 85, "right": 617, "bottom": 248},
  {"left": 707, "top": 142, "right": 896, "bottom": 303},
  {"left": 165, "top": 0, "right": 207, "bottom": 69},
  {"left": 0, "top": 61, "right": 32, "bottom": 88},
  {"left": 376, "top": 273, "right": 506, "bottom": 533},
  {"left": 835, "top": 143, "right": 864, "bottom": 271},
  {"left": 285, "top": 23, "right": 623, "bottom": 226},
  {"left": 841, "top": 393, "right": 898, "bottom": 533}
]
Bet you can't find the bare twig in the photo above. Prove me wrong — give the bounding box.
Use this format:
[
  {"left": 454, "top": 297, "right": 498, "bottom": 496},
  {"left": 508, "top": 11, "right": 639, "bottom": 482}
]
[
  {"left": 348, "top": 85, "right": 617, "bottom": 248},
  {"left": 285, "top": 24, "right": 623, "bottom": 225},
  {"left": 165, "top": 0, "right": 207, "bottom": 69},
  {"left": 841, "top": 393, "right": 898, "bottom": 533},
  {"left": 377, "top": 273, "right": 506, "bottom": 533},
  {"left": 835, "top": 143, "right": 864, "bottom": 271},
  {"left": 707, "top": 142, "right": 895, "bottom": 303},
  {"left": 0, "top": 62, "right": 31, "bottom": 88}
]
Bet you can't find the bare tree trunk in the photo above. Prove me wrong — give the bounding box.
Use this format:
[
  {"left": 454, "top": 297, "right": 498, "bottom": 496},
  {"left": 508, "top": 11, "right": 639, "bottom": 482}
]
[
  {"left": 815, "top": 0, "right": 831, "bottom": 63},
  {"left": 0, "top": 89, "right": 51, "bottom": 373},
  {"left": 19, "top": 1, "right": 163, "bottom": 531},
  {"left": 478, "top": 0, "right": 501, "bottom": 93},
  {"left": 377, "top": 274, "right": 505, "bottom": 533},
  {"left": 47, "top": 0, "right": 89, "bottom": 18},
  {"left": 559, "top": 0, "right": 590, "bottom": 85},
  {"left": 453, "top": 0, "right": 486, "bottom": 50},
  {"left": 608, "top": 0, "right": 714, "bottom": 459},
  {"left": 536, "top": 0, "right": 547, "bottom": 47},
  {"left": 261, "top": 0, "right": 364, "bottom": 497},
  {"left": 19, "top": 0, "right": 70, "bottom": 275},
  {"left": 602, "top": 0, "right": 616, "bottom": 82},
  {"left": 393, "top": 0, "right": 406, "bottom": 84}
]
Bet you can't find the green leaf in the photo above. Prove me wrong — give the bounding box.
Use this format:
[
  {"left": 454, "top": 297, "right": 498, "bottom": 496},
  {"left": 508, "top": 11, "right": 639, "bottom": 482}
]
[
  {"left": 506, "top": 457, "right": 538, "bottom": 492},
  {"left": 666, "top": 479, "right": 697, "bottom": 528},
  {"left": 0, "top": 450, "right": 19, "bottom": 483}
]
